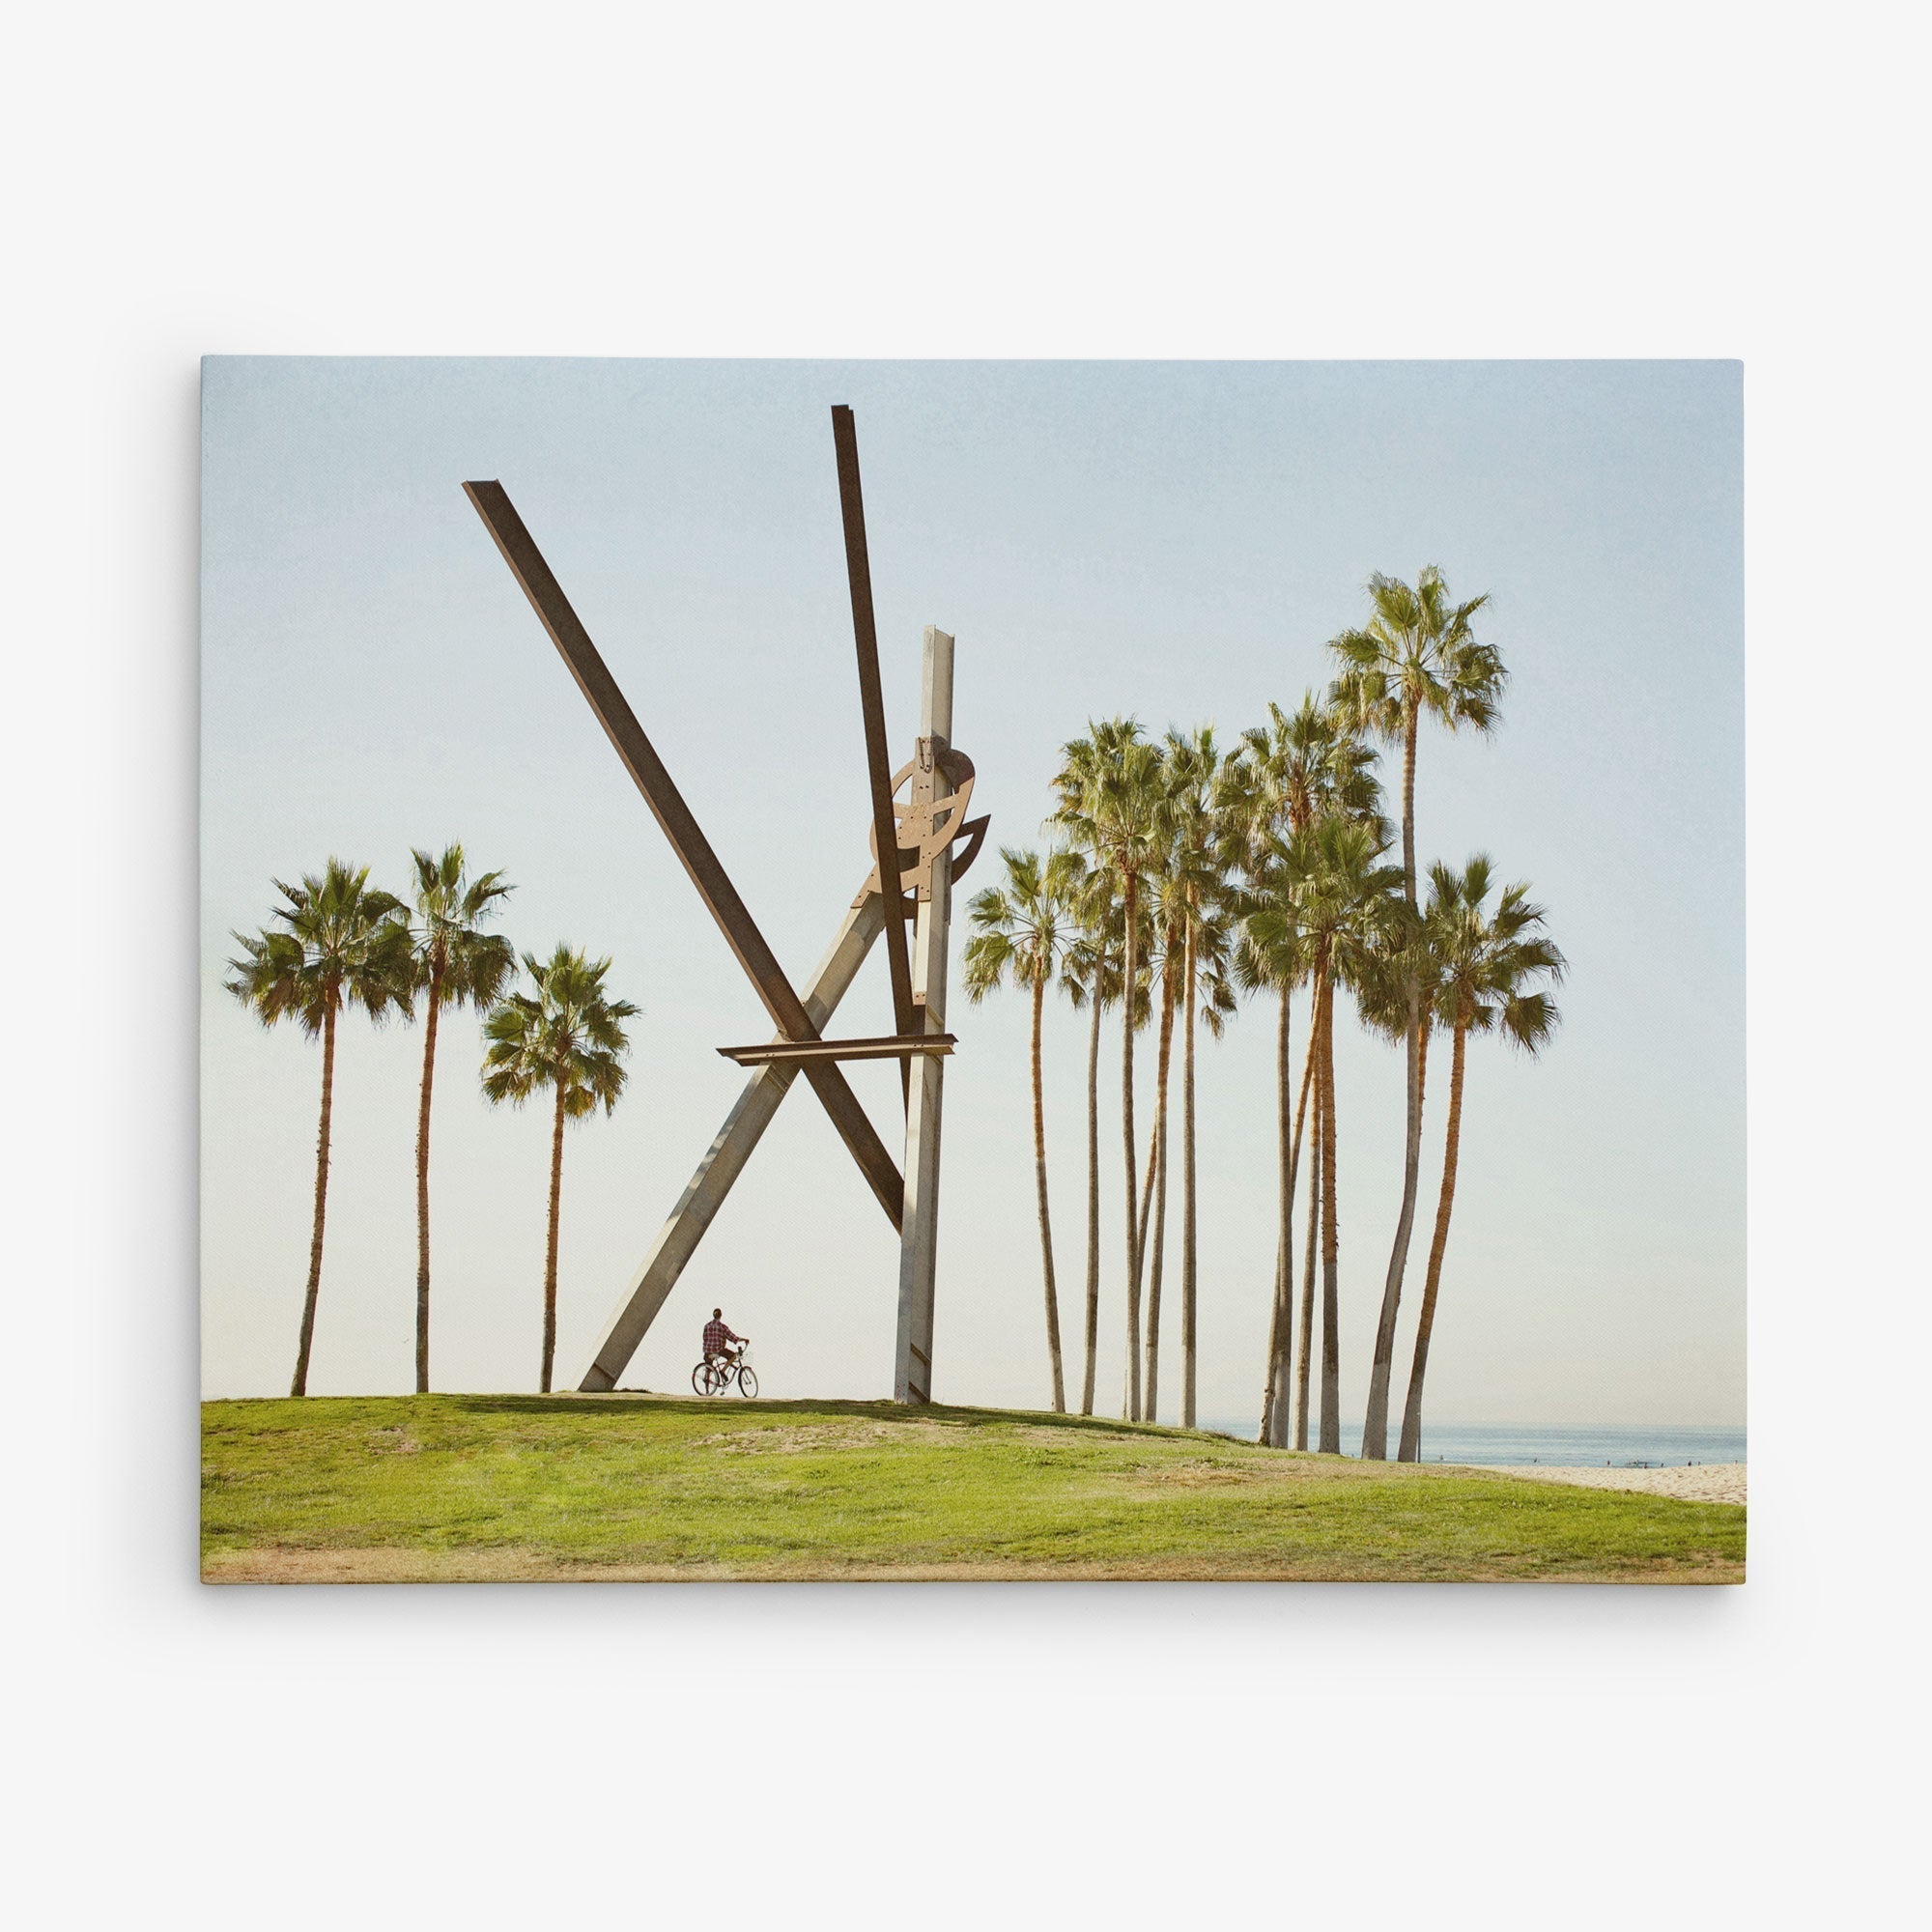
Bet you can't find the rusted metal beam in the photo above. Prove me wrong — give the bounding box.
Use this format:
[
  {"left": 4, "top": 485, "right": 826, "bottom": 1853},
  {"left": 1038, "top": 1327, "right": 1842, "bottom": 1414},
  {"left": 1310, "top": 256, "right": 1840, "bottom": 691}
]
[
  {"left": 830, "top": 406, "right": 919, "bottom": 1103},
  {"left": 718, "top": 1033, "right": 956, "bottom": 1066},
  {"left": 463, "top": 478, "right": 904, "bottom": 1231}
]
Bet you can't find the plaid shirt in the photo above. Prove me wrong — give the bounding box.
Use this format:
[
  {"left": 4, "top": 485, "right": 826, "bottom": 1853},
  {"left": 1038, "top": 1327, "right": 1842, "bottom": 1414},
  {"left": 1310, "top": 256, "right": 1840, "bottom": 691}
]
[{"left": 702, "top": 1319, "right": 740, "bottom": 1358}]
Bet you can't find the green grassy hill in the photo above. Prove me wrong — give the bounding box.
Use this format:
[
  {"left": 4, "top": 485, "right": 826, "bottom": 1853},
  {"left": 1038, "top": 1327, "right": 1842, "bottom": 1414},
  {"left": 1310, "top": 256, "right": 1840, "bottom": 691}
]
[{"left": 201, "top": 1394, "right": 1745, "bottom": 1583}]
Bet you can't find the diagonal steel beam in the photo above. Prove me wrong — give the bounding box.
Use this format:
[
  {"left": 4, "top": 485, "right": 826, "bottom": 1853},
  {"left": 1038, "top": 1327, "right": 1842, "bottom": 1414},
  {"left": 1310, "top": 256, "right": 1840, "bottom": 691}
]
[
  {"left": 463, "top": 478, "right": 903, "bottom": 1231},
  {"left": 830, "top": 407, "right": 919, "bottom": 1105}
]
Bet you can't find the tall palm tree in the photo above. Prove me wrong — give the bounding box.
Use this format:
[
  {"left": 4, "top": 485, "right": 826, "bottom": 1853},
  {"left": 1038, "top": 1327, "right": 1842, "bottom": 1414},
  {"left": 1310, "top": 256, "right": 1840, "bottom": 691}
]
[
  {"left": 1053, "top": 718, "right": 1166, "bottom": 1420},
  {"left": 1329, "top": 567, "right": 1507, "bottom": 1459},
  {"left": 964, "top": 845, "right": 1088, "bottom": 1413},
  {"left": 1059, "top": 872, "right": 1149, "bottom": 1416},
  {"left": 1350, "top": 908, "right": 1439, "bottom": 1432},
  {"left": 1234, "top": 846, "right": 1318, "bottom": 1446},
  {"left": 1134, "top": 889, "right": 1236, "bottom": 1426},
  {"left": 225, "top": 860, "right": 411, "bottom": 1397},
  {"left": 1222, "top": 698, "right": 1382, "bottom": 1445},
  {"left": 1295, "top": 1058, "right": 1321, "bottom": 1451},
  {"left": 481, "top": 946, "right": 638, "bottom": 1394},
  {"left": 1233, "top": 696, "right": 1381, "bottom": 848},
  {"left": 1397, "top": 859, "right": 1563, "bottom": 1461},
  {"left": 1138, "top": 872, "right": 1181, "bottom": 1422},
  {"left": 1293, "top": 814, "right": 1405, "bottom": 1451},
  {"left": 1177, "top": 898, "right": 1236, "bottom": 1430},
  {"left": 1152, "top": 726, "right": 1236, "bottom": 1430},
  {"left": 402, "top": 845, "right": 516, "bottom": 1394}
]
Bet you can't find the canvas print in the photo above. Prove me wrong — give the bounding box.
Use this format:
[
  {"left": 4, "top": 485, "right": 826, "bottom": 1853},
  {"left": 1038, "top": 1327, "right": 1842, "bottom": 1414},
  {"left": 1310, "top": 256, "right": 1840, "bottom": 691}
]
[{"left": 200, "top": 358, "right": 1744, "bottom": 1582}]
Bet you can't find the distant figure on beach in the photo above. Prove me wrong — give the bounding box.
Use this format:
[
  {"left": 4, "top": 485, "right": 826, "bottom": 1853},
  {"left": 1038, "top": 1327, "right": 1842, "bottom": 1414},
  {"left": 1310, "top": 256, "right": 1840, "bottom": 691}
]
[{"left": 702, "top": 1308, "right": 747, "bottom": 1367}]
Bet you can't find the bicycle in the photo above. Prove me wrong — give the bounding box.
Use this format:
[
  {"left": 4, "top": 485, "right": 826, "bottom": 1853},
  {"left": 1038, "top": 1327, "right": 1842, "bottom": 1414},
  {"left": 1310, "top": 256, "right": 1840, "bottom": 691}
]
[{"left": 691, "top": 1347, "right": 758, "bottom": 1399}]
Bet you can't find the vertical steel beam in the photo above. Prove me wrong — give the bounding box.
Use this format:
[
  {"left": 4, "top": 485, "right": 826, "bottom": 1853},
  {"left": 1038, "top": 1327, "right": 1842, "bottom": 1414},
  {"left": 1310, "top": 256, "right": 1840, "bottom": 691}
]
[
  {"left": 830, "top": 407, "right": 919, "bottom": 1103},
  {"left": 463, "top": 478, "right": 903, "bottom": 1229},
  {"left": 895, "top": 627, "right": 957, "bottom": 1403}
]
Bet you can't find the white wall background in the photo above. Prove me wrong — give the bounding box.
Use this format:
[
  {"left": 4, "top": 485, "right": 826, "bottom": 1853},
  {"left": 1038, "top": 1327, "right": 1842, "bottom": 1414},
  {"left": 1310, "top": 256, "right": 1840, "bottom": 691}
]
[{"left": 3, "top": 3, "right": 1925, "bottom": 1928}]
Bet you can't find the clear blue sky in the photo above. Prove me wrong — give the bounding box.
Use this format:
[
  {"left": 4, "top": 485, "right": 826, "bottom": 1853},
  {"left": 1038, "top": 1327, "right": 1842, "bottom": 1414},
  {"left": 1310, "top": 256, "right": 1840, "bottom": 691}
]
[{"left": 200, "top": 357, "right": 1743, "bottom": 1427}]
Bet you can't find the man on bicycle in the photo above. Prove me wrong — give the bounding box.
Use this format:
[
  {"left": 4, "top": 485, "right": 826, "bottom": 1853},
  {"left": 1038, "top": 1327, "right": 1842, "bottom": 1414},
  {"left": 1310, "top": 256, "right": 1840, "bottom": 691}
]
[{"left": 702, "top": 1308, "right": 747, "bottom": 1368}]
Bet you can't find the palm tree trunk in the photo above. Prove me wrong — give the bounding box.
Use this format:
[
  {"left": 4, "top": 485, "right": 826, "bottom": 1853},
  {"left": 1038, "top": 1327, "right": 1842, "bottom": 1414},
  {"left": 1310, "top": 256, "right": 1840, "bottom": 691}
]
[
  {"left": 1136, "top": 1093, "right": 1160, "bottom": 1293},
  {"left": 1401, "top": 705, "right": 1418, "bottom": 896},
  {"left": 541, "top": 1081, "right": 566, "bottom": 1394},
  {"left": 1362, "top": 703, "right": 1425, "bottom": 1458},
  {"left": 1259, "top": 986, "right": 1292, "bottom": 1447},
  {"left": 1293, "top": 1048, "right": 1321, "bottom": 1452},
  {"left": 1121, "top": 867, "right": 1142, "bottom": 1421},
  {"left": 1030, "top": 977, "right": 1065, "bottom": 1412},
  {"left": 1180, "top": 925, "right": 1199, "bottom": 1431},
  {"left": 1398, "top": 1017, "right": 1466, "bottom": 1461},
  {"left": 1082, "top": 980, "right": 1102, "bottom": 1416},
  {"left": 413, "top": 963, "right": 443, "bottom": 1396},
  {"left": 1142, "top": 951, "right": 1178, "bottom": 1420},
  {"left": 1260, "top": 1012, "right": 1321, "bottom": 1453},
  {"left": 1319, "top": 956, "right": 1342, "bottom": 1456},
  {"left": 1143, "top": 1130, "right": 1169, "bottom": 1421},
  {"left": 291, "top": 1001, "right": 338, "bottom": 1398}
]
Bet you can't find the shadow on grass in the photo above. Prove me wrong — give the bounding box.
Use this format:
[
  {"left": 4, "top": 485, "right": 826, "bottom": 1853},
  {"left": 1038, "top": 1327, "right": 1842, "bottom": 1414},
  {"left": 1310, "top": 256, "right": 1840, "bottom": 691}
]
[{"left": 419, "top": 1390, "right": 1249, "bottom": 1445}]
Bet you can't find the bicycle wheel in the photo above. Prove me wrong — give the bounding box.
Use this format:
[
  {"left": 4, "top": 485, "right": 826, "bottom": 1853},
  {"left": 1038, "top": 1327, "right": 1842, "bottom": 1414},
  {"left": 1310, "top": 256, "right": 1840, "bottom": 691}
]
[
  {"left": 691, "top": 1362, "right": 711, "bottom": 1395},
  {"left": 735, "top": 1365, "right": 758, "bottom": 1399}
]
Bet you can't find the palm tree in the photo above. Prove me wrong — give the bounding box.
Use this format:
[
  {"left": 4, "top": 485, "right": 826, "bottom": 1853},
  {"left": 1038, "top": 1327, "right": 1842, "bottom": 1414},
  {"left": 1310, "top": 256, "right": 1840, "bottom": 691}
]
[
  {"left": 1152, "top": 726, "right": 1236, "bottom": 1430},
  {"left": 1059, "top": 872, "right": 1149, "bottom": 1416},
  {"left": 1397, "top": 859, "right": 1563, "bottom": 1461},
  {"left": 1298, "top": 1074, "right": 1329, "bottom": 1453},
  {"left": 1221, "top": 697, "right": 1382, "bottom": 1445},
  {"left": 1135, "top": 892, "right": 1236, "bottom": 1426},
  {"left": 481, "top": 946, "right": 638, "bottom": 1393},
  {"left": 964, "top": 845, "right": 1088, "bottom": 1413},
  {"left": 1293, "top": 814, "right": 1405, "bottom": 1452},
  {"left": 225, "top": 860, "right": 411, "bottom": 1397},
  {"left": 1052, "top": 718, "right": 1166, "bottom": 1420},
  {"left": 1329, "top": 567, "right": 1507, "bottom": 1460},
  {"left": 1233, "top": 846, "right": 1318, "bottom": 1447},
  {"left": 1247, "top": 827, "right": 1388, "bottom": 1458},
  {"left": 1232, "top": 696, "right": 1381, "bottom": 848},
  {"left": 1295, "top": 1058, "right": 1321, "bottom": 1451},
  {"left": 1177, "top": 897, "right": 1236, "bottom": 1430},
  {"left": 402, "top": 845, "right": 516, "bottom": 1394},
  {"left": 1138, "top": 867, "right": 1181, "bottom": 1422}
]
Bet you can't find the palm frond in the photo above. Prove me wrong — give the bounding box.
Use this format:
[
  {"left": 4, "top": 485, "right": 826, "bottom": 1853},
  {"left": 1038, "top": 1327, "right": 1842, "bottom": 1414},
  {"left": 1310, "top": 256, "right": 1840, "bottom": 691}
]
[
  {"left": 479, "top": 944, "right": 638, "bottom": 1118},
  {"left": 1418, "top": 856, "right": 1565, "bottom": 1050},
  {"left": 1327, "top": 568, "right": 1507, "bottom": 748},
  {"left": 227, "top": 857, "right": 413, "bottom": 1038},
  {"left": 404, "top": 844, "right": 519, "bottom": 1011}
]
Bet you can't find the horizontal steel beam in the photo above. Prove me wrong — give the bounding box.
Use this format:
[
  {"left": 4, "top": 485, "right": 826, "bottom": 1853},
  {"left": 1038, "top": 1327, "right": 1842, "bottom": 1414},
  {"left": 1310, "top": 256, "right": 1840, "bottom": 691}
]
[
  {"left": 718, "top": 1033, "right": 957, "bottom": 1066},
  {"left": 463, "top": 478, "right": 904, "bottom": 1230}
]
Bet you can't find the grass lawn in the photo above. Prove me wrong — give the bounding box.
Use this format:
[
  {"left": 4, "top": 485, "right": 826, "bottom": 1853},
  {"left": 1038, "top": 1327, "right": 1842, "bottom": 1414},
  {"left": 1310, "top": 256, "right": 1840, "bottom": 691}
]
[{"left": 201, "top": 1394, "right": 1745, "bottom": 1584}]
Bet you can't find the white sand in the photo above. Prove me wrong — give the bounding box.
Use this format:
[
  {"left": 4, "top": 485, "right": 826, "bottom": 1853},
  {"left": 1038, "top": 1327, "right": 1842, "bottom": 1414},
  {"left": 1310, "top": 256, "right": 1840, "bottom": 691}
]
[{"left": 1471, "top": 1462, "right": 1746, "bottom": 1505}]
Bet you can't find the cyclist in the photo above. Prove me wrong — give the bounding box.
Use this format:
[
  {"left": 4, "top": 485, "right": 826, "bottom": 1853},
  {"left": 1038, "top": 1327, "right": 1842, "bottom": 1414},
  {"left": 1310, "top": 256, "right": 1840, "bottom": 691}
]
[{"left": 701, "top": 1307, "right": 748, "bottom": 1370}]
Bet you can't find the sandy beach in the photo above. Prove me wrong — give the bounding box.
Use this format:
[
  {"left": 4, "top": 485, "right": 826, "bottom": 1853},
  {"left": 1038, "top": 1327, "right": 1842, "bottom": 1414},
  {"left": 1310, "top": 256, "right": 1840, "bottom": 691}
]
[{"left": 1477, "top": 1463, "right": 1746, "bottom": 1505}]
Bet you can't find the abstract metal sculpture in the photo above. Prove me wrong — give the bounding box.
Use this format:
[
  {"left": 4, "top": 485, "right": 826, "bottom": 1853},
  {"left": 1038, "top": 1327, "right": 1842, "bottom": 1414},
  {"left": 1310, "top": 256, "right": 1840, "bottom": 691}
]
[{"left": 463, "top": 408, "right": 986, "bottom": 1403}]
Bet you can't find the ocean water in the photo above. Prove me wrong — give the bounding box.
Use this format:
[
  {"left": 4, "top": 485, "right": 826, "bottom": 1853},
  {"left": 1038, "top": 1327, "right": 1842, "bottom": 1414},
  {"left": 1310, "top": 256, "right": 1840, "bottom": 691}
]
[{"left": 1197, "top": 1420, "right": 1747, "bottom": 1466}]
